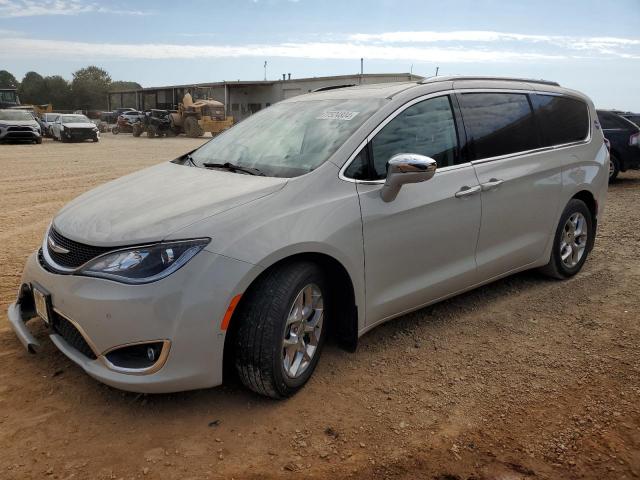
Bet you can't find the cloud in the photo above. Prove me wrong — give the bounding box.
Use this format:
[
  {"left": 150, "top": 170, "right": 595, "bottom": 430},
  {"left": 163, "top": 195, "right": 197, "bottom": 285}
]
[
  {"left": 0, "top": 0, "right": 149, "bottom": 17},
  {"left": 0, "top": 37, "right": 567, "bottom": 62},
  {"left": 348, "top": 30, "right": 640, "bottom": 58},
  {"left": 0, "top": 30, "right": 638, "bottom": 63}
]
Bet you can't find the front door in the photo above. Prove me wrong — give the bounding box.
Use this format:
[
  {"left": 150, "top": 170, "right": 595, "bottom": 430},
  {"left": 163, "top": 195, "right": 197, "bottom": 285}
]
[{"left": 355, "top": 95, "right": 482, "bottom": 326}]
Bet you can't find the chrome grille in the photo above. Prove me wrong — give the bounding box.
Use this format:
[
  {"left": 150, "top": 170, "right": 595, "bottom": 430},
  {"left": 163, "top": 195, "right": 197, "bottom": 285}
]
[{"left": 46, "top": 227, "right": 111, "bottom": 269}]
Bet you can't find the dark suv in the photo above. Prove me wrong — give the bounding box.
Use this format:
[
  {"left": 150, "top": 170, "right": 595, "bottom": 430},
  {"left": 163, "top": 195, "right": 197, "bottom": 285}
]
[{"left": 597, "top": 110, "right": 640, "bottom": 181}]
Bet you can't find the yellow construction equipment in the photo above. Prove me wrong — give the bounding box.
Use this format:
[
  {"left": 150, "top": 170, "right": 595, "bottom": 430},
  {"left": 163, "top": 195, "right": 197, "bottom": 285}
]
[{"left": 169, "top": 93, "right": 234, "bottom": 138}]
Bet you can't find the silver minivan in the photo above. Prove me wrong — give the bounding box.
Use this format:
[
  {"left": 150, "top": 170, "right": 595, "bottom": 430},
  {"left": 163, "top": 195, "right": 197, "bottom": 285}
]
[{"left": 8, "top": 76, "right": 609, "bottom": 398}]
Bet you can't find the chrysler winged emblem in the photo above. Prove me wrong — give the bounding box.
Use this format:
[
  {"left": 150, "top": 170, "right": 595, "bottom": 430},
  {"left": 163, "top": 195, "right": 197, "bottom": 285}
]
[{"left": 48, "top": 235, "right": 70, "bottom": 254}]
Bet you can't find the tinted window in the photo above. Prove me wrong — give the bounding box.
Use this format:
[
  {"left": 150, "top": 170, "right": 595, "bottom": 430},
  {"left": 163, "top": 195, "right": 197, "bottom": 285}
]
[
  {"left": 343, "top": 148, "right": 369, "bottom": 180},
  {"left": 598, "top": 111, "right": 635, "bottom": 130},
  {"left": 370, "top": 96, "right": 459, "bottom": 179},
  {"left": 532, "top": 95, "right": 589, "bottom": 146},
  {"left": 458, "top": 93, "right": 538, "bottom": 160},
  {"left": 623, "top": 115, "right": 640, "bottom": 127}
]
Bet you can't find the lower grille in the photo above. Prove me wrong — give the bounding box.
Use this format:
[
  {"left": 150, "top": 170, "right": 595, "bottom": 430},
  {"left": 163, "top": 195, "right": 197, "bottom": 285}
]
[{"left": 52, "top": 312, "right": 97, "bottom": 360}]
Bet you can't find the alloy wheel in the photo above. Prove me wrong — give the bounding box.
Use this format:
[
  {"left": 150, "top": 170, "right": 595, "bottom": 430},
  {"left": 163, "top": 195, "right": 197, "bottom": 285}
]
[
  {"left": 560, "top": 212, "right": 588, "bottom": 268},
  {"left": 282, "top": 283, "right": 324, "bottom": 378}
]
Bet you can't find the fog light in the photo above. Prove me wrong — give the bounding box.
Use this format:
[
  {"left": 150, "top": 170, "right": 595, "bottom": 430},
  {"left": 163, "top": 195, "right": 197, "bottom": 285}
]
[{"left": 104, "top": 341, "right": 167, "bottom": 372}]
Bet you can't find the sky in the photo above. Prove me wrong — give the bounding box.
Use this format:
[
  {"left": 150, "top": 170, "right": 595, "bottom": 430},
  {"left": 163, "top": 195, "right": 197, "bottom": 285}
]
[{"left": 1, "top": 0, "right": 639, "bottom": 110}]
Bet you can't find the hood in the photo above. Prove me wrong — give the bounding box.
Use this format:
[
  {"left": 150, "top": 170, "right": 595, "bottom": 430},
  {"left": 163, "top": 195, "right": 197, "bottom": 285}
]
[
  {"left": 0, "top": 120, "right": 38, "bottom": 127},
  {"left": 53, "top": 162, "right": 287, "bottom": 246},
  {"left": 61, "top": 122, "right": 95, "bottom": 129}
]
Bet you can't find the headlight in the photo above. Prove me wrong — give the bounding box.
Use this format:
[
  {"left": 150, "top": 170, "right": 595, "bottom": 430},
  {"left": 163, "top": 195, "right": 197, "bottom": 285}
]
[{"left": 79, "top": 239, "right": 210, "bottom": 284}]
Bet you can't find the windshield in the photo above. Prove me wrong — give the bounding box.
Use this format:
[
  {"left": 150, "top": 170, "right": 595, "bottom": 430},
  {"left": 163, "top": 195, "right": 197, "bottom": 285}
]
[
  {"left": 61, "top": 115, "right": 90, "bottom": 123},
  {"left": 44, "top": 114, "right": 59, "bottom": 121},
  {"left": 190, "top": 98, "right": 384, "bottom": 177},
  {"left": 0, "top": 110, "right": 34, "bottom": 121}
]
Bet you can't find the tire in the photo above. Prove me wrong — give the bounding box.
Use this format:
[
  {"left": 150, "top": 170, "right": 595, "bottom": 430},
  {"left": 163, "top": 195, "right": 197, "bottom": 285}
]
[
  {"left": 540, "top": 199, "right": 594, "bottom": 279},
  {"left": 111, "top": 126, "right": 119, "bottom": 135},
  {"left": 35, "top": 137, "right": 42, "bottom": 144},
  {"left": 609, "top": 155, "right": 620, "bottom": 182},
  {"left": 234, "top": 262, "right": 327, "bottom": 398},
  {"left": 132, "top": 124, "right": 143, "bottom": 137},
  {"left": 61, "top": 135, "right": 69, "bottom": 143},
  {"left": 93, "top": 136, "right": 99, "bottom": 143},
  {"left": 184, "top": 116, "right": 204, "bottom": 137},
  {"left": 147, "top": 126, "right": 157, "bottom": 138}
]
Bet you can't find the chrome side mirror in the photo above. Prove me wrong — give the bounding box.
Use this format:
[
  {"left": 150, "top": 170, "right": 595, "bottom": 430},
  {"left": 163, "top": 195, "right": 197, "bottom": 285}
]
[{"left": 380, "top": 153, "right": 437, "bottom": 202}]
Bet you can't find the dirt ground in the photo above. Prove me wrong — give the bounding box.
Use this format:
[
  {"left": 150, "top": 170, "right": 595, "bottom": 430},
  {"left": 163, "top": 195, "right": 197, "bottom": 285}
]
[{"left": 0, "top": 134, "right": 638, "bottom": 480}]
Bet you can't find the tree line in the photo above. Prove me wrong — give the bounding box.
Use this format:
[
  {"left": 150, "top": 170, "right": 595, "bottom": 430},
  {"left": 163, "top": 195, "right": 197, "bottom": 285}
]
[{"left": 0, "top": 66, "right": 141, "bottom": 111}]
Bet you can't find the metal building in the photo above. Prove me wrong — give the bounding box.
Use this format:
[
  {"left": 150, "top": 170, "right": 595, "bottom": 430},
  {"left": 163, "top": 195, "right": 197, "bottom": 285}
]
[{"left": 107, "top": 73, "right": 423, "bottom": 122}]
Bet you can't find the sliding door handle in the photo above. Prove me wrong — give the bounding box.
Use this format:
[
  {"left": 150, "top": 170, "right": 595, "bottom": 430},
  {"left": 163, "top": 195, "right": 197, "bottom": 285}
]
[
  {"left": 481, "top": 178, "right": 504, "bottom": 191},
  {"left": 454, "top": 185, "right": 481, "bottom": 198}
]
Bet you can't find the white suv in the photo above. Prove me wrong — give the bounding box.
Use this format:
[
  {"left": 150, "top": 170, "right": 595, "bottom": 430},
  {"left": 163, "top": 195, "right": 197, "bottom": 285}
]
[{"left": 8, "top": 76, "right": 608, "bottom": 398}]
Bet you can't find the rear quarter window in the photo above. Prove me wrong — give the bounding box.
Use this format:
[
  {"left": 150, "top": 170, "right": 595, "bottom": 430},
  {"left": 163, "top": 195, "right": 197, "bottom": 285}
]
[{"left": 532, "top": 95, "right": 589, "bottom": 146}]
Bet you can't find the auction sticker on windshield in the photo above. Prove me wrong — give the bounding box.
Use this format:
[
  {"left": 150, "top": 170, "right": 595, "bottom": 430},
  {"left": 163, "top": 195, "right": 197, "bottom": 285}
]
[{"left": 317, "top": 111, "right": 359, "bottom": 120}]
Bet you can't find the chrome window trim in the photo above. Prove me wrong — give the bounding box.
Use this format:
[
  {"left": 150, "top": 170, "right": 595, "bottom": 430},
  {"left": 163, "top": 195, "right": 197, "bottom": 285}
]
[
  {"left": 339, "top": 90, "right": 459, "bottom": 184},
  {"left": 338, "top": 88, "right": 592, "bottom": 183}
]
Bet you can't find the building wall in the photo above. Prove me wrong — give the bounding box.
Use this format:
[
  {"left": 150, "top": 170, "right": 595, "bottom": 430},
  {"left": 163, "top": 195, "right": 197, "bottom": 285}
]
[{"left": 107, "top": 73, "right": 421, "bottom": 121}]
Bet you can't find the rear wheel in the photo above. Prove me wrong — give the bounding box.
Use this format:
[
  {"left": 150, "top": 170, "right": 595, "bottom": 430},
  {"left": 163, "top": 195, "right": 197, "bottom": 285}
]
[
  {"left": 184, "top": 116, "right": 204, "bottom": 137},
  {"left": 111, "top": 126, "right": 119, "bottom": 135},
  {"left": 234, "top": 262, "right": 327, "bottom": 398},
  {"left": 132, "top": 124, "right": 143, "bottom": 137},
  {"left": 540, "top": 199, "right": 593, "bottom": 279},
  {"left": 609, "top": 155, "right": 620, "bottom": 182}
]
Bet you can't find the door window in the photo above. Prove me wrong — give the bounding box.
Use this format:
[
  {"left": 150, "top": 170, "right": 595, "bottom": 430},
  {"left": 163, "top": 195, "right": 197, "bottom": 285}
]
[
  {"left": 369, "top": 96, "right": 460, "bottom": 179},
  {"left": 458, "top": 93, "right": 538, "bottom": 160}
]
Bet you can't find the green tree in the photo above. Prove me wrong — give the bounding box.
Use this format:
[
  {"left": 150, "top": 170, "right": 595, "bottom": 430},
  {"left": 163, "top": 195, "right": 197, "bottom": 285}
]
[
  {"left": 43, "top": 75, "right": 72, "bottom": 110},
  {"left": 71, "top": 66, "right": 112, "bottom": 110},
  {"left": 110, "top": 81, "right": 142, "bottom": 91},
  {"left": 0, "top": 70, "right": 19, "bottom": 89},
  {"left": 17, "top": 71, "right": 47, "bottom": 104}
]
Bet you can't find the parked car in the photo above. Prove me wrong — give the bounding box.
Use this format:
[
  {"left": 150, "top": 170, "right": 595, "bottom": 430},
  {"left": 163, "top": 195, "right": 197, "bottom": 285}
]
[
  {"left": 0, "top": 109, "right": 42, "bottom": 144},
  {"left": 38, "top": 112, "right": 60, "bottom": 137},
  {"left": 596, "top": 109, "right": 640, "bottom": 181},
  {"left": 99, "top": 108, "right": 136, "bottom": 124},
  {"left": 50, "top": 114, "right": 100, "bottom": 142},
  {"left": 618, "top": 111, "right": 640, "bottom": 127},
  {"left": 132, "top": 109, "right": 175, "bottom": 138},
  {"left": 8, "top": 77, "right": 608, "bottom": 398},
  {"left": 111, "top": 110, "right": 143, "bottom": 134}
]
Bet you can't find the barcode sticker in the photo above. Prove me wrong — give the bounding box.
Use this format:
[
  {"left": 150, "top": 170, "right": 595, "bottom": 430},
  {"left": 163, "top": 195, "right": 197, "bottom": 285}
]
[{"left": 316, "top": 111, "right": 360, "bottom": 121}]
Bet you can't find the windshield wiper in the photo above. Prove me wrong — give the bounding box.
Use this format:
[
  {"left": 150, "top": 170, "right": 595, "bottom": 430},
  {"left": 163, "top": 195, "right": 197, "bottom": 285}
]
[
  {"left": 202, "top": 161, "right": 265, "bottom": 176},
  {"left": 184, "top": 153, "right": 197, "bottom": 166}
]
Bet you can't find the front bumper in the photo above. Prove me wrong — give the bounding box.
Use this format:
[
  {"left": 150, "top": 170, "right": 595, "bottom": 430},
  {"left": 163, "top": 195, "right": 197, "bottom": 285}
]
[
  {"left": 63, "top": 128, "right": 99, "bottom": 141},
  {"left": 8, "top": 250, "right": 258, "bottom": 393},
  {"left": 0, "top": 128, "right": 41, "bottom": 142}
]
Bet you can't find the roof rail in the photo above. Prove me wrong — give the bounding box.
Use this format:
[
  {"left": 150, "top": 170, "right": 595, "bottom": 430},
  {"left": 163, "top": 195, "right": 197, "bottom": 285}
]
[
  {"left": 311, "top": 84, "right": 356, "bottom": 92},
  {"left": 419, "top": 75, "right": 560, "bottom": 87}
]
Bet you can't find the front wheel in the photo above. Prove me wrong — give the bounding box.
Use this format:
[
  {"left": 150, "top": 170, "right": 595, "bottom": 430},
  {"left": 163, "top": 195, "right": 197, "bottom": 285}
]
[
  {"left": 540, "top": 199, "right": 593, "bottom": 279},
  {"left": 234, "top": 262, "right": 327, "bottom": 398}
]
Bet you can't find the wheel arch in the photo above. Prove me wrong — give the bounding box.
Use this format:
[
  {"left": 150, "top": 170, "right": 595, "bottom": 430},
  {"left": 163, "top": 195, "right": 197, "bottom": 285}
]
[
  {"left": 222, "top": 251, "right": 359, "bottom": 382},
  {"left": 572, "top": 189, "right": 597, "bottom": 220}
]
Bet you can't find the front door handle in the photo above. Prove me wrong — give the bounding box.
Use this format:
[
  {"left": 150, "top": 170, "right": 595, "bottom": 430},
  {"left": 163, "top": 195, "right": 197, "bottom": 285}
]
[
  {"left": 481, "top": 178, "right": 504, "bottom": 191},
  {"left": 454, "top": 185, "right": 481, "bottom": 198}
]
